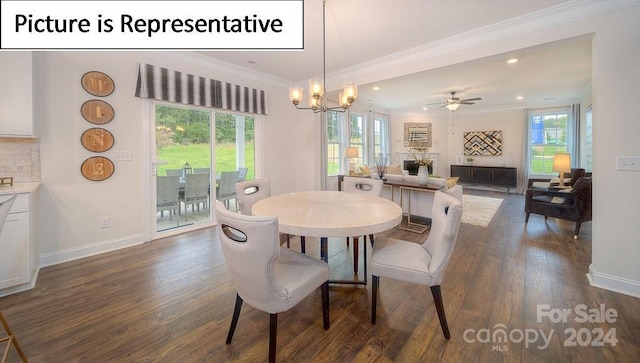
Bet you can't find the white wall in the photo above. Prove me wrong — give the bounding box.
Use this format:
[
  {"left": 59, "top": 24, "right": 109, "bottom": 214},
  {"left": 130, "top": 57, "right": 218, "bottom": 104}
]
[
  {"left": 388, "top": 113, "right": 449, "bottom": 175},
  {"left": 389, "top": 109, "right": 523, "bottom": 182},
  {"left": 35, "top": 51, "right": 318, "bottom": 266},
  {"left": 588, "top": 6, "right": 640, "bottom": 296},
  {"left": 30, "top": 4, "right": 640, "bottom": 297},
  {"left": 377, "top": 6, "right": 640, "bottom": 297}
]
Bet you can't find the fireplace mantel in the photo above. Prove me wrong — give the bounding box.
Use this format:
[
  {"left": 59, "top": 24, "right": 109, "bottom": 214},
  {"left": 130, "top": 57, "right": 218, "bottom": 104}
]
[{"left": 395, "top": 152, "right": 440, "bottom": 175}]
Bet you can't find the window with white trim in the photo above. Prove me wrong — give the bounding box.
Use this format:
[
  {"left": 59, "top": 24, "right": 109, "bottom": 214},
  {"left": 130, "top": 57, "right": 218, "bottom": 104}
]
[
  {"left": 529, "top": 108, "right": 573, "bottom": 175},
  {"left": 326, "top": 110, "right": 389, "bottom": 177},
  {"left": 327, "top": 110, "right": 342, "bottom": 176}
]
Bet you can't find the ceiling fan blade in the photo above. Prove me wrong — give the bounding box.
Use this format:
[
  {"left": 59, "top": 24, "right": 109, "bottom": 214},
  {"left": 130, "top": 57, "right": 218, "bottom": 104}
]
[
  {"left": 461, "top": 97, "right": 482, "bottom": 102},
  {"left": 459, "top": 102, "right": 475, "bottom": 105}
]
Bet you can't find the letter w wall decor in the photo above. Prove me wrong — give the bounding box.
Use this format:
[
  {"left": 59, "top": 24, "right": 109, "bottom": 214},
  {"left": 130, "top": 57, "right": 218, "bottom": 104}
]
[{"left": 463, "top": 131, "right": 503, "bottom": 156}]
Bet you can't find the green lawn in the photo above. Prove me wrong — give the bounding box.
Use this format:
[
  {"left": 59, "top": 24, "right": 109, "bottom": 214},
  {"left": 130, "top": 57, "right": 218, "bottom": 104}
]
[
  {"left": 157, "top": 142, "right": 254, "bottom": 180},
  {"left": 531, "top": 145, "right": 567, "bottom": 174}
]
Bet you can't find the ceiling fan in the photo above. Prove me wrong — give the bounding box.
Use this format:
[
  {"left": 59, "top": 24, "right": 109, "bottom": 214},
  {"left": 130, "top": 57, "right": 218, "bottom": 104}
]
[{"left": 428, "top": 91, "right": 482, "bottom": 111}]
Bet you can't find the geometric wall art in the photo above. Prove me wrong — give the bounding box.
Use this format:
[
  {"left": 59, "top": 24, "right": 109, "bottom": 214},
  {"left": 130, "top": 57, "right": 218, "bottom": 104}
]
[{"left": 463, "top": 130, "right": 503, "bottom": 156}]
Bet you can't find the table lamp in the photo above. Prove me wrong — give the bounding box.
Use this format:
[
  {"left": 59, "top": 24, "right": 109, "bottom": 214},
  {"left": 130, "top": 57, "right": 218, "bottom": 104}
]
[
  {"left": 552, "top": 153, "right": 571, "bottom": 188},
  {"left": 345, "top": 147, "right": 359, "bottom": 175}
]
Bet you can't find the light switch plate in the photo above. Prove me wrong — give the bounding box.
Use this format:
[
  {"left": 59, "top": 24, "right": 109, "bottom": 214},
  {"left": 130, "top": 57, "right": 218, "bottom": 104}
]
[
  {"left": 616, "top": 156, "right": 640, "bottom": 171},
  {"left": 113, "top": 151, "right": 132, "bottom": 162}
]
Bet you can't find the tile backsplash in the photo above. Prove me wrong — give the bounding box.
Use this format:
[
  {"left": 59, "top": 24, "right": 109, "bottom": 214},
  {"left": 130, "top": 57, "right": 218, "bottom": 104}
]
[{"left": 0, "top": 137, "right": 40, "bottom": 183}]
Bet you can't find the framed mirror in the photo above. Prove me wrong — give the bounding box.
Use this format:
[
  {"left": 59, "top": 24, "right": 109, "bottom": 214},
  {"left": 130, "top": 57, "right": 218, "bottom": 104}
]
[
  {"left": 81, "top": 71, "right": 115, "bottom": 97},
  {"left": 81, "top": 99, "right": 114, "bottom": 124},
  {"left": 404, "top": 122, "right": 432, "bottom": 148}
]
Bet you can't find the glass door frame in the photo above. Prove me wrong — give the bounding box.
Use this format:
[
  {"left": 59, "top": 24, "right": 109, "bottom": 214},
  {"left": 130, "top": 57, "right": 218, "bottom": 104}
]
[
  {"left": 143, "top": 100, "right": 265, "bottom": 242},
  {"left": 145, "top": 100, "right": 216, "bottom": 241}
]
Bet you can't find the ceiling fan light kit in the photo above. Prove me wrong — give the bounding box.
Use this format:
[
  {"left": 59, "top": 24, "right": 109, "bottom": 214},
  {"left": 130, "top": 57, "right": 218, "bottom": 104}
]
[{"left": 428, "top": 91, "right": 482, "bottom": 112}]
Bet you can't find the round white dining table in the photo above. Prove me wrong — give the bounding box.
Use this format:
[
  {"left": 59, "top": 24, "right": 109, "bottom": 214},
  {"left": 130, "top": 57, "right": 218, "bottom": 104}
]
[
  {"left": 252, "top": 190, "right": 402, "bottom": 237},
  {"left": 252, "top": 190, "right": 403, "bottom": 285}
]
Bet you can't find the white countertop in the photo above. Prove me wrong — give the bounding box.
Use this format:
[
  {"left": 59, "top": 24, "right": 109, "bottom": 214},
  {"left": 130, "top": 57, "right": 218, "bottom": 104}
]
[{"left": 0, "top": 182, "right": 40, "bottom": 195}]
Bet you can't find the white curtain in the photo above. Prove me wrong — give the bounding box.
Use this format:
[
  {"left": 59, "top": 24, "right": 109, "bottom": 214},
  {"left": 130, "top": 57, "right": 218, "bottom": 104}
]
[
  {"left": 519, "top": 108, "right": 532, "bottom": 194},
  {"left": 570, "top": 103, "right": 580, "bottom": 166}
]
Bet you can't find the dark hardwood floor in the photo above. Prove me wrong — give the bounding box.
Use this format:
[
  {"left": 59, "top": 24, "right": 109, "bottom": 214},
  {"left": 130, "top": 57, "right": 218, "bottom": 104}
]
[{"left": 1, "top": 190, "right": 638, "bottom": 362}]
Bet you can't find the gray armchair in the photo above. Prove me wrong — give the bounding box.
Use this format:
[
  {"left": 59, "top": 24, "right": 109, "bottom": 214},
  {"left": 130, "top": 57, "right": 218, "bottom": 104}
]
[{"left": 525, "top": 176, "right": 592, "bottom": 239}]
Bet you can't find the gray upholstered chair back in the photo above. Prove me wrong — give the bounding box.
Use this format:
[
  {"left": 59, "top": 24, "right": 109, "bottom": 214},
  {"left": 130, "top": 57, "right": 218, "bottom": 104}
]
[
  {"left": 342, "top": 176, "right": 383, "bottom": 196},
  {"left": 235, "top": 178, "right": 271, "bottom": 215},
  {"left": 421, "top": 191, "right": 463, "bottom": 284},
  {"left": 444, "top": 184, "right": 463, "bottom": 201}
]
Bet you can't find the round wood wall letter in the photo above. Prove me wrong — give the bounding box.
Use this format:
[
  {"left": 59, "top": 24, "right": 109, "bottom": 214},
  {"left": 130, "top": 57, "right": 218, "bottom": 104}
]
[
  {"left": 81, "top": 128, "right": 115, "bottom": 153},
  {"left": 81, "top": 71, "right": 115, "bottom": 97},
  {"left": 81, "top": 156, "right": 115, "bottom": 181},
  {"left": 81, "top": 100, "right": 114, "bottom": 124}
]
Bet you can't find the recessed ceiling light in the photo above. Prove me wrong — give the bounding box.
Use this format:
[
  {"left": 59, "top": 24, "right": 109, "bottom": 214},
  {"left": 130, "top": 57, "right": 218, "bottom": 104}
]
[
  {"left": 516, "top": 96, "right": 524, "bottom": 100},
  {"left": 422, "top": 106, "right": 428, "bottom": 111},
  {"left": 372, "top": 86, "right": 380, "bottom": 91},
  {"left": 507, "top": 58, "right": 519, "bottom": 64}
]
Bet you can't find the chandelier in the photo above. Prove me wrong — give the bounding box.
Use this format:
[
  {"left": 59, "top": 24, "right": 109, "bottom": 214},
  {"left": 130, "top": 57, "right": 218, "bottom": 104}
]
[{"left": 289, "top": 0, "right": 357, "bottom": 113}]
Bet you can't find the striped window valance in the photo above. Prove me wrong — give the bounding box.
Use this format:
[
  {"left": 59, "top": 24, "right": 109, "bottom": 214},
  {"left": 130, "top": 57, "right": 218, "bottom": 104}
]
[{"left": 135, "top": 63, "right": 268, "bottom": 115}]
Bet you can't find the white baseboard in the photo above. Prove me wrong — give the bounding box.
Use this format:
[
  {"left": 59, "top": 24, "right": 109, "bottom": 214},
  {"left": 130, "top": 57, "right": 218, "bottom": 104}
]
[
  {"left": 39, "top": 233, "right": 145, "bottom": 268},
  {"left": 587, "top": 264, "right": 640, "bottom": 298}
]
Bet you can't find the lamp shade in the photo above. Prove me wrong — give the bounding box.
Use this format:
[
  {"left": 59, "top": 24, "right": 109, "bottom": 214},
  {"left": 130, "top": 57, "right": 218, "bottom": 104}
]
[
  {"left": 345, "top": 146, "right": 359, "bottom": 158},
  {"left": 552, "top": 153, "right": 571, "bottom": 173}
]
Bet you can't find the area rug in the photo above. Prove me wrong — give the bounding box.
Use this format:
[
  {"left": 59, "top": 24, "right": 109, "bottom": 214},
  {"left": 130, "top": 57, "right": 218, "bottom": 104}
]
[{"left": 461, "top": 194, "right": 504, "bottom": 227}]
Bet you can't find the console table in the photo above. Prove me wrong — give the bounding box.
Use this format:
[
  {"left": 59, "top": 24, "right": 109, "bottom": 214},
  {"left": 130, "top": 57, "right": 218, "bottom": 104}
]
[{"left": 451, "top": 165, "right": 517, "bottom": 193}]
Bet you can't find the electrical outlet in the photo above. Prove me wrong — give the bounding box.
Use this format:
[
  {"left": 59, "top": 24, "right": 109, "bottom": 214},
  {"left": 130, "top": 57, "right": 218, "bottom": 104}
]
[
  {"left": 99, "top": 217, "right": 110, "bottom": 228},
  {"left": 616, "top": 156, "right": 640, "bottom": 171}
]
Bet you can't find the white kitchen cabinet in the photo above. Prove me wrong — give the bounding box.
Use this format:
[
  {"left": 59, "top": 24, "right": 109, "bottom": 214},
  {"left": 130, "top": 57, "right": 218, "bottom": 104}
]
[
  {"left": 0, "top": 186, "right": 39, "bottom": 296},
  {"left": 0, "top": 52, "right": 34, "bottom": 136}
]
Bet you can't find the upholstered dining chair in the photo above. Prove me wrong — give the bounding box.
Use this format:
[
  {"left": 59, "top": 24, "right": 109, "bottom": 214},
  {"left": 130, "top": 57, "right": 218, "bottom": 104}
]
[
  {"left": 371, "top": 191, "right": 463, "bottom": 339},
  {"left": 342, "top": 176, "right": 384, "bottom": 273},
  {"left": 215, "top": 202, "right": 329, "bottom": 363},
  {"left": 235, "top": 178, "right": 271, "bottom": 215},
  {"left": 235, "top": 178, "right": 306, "bottom": 251},
  {"left": 1, "top": 195, "right": 29, "bottom": 363},
  {"left": 444, "top": 184, "right": 463, "bottom": 201}
]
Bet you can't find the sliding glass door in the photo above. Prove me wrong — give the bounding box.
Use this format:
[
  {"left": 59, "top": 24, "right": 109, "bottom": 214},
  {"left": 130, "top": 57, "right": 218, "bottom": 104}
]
[
  {"left": 151, "top": 103, "right": 258, "bottom": 237},
  {"left": 154, "top": 103, "right": 213, "bottom": 233}
]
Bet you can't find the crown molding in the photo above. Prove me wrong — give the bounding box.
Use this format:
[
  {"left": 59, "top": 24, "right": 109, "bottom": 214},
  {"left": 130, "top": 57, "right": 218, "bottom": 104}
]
[{"left": 326, "top": 0, "right": 640, "bottom": 85}]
